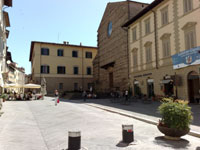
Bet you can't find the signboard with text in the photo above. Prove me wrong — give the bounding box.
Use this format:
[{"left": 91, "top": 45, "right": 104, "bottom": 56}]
[{"left": 172, "top": 46, "right": 200, "bottom": 69}]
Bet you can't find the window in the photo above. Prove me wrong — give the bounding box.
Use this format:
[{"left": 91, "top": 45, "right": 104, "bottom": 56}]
[
  {"left": 72, "top": 50, "right": 78, "bottom": 57},
  {"left": 59, "top": 83, "right": 63, "bottom": 90},
  {"left": 185, "top": 28, "right": 196, "bottom": 50},
  {"left": 41, "top": 65, "right": 49, "bottom": 74},
  {"left": 86, "top": 52, "right": 92, "bottom": 58},
  {"left": 183, "top": 0, "right": 193, "bottom": 14},
  {"left": 57, "top": 49, "right": 64, "bottom": 56},
  {"left": 162, "top": 38, "right": 171, "bottom": 57},
  {"left": 145, "top": 18, "right": 151, "bottom": 35},
  {"left": 57, "top": 66, "right": 66, "bottom": 74},
  {"left": 74, "top": 83, "right": 78, "bottom": 91},
  {"left": 145, "top": 46, "right": 152, "bottom": 63},
  {"left": 74, "top": 67, "right": 79, "bottom": 75},
  {"left": 41, "top": 48, "right": 49, "bottom": 55},
  {"left": 133, "top": 50, "right": 138, "bottom": 67},
  {"left": 87, "top": 67, "right": 92, "bottom": 75},
  {"left": 132, "top": 27, "right": 137, "bottom": 42},
  {"left": 161, "top": 7, "right": 168, "bottom": 26}
]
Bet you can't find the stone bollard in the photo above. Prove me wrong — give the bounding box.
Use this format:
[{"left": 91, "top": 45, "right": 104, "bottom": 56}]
[
  {"left": 68, "top": 131, "right": 81, "bottom": 150},
  {"left": 122, "top": 124, "right": 134, "bottom": 143}
]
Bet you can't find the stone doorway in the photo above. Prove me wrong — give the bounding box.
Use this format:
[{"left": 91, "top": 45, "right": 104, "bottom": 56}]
[{"left": 188, "top": 71, "right": 200, "bottom": 103}]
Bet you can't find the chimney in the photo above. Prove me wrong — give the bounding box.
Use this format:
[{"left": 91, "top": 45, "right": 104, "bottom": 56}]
[
  {"left": 80, "top": 42, "right": 82, "bottom": 46},
  {"left": 63, "top": 41, "right": 66, "bottom": 45},
  {"left": 67, "top": 42, "right": 69, "bottom": 45}
]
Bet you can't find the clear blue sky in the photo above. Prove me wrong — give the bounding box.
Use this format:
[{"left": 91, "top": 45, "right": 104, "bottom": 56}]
[{"left": 6, "top": 0, "right": 153, "bottom": 74}]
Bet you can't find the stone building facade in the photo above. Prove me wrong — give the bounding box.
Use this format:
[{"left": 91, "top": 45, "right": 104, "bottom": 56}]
[
  {"left": 93, "top": 1, "right": 148, "bottom": 93},
  {"left": 29, "top": 41, "right": 97, "bottom": 95},
  {"left": 123, "top": 0, "right": 200, "bottom": 103}
]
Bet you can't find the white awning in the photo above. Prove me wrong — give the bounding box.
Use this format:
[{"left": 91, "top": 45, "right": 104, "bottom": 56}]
[
  {"left": 134, "top": 81, "right": 139, "bottom": 84},
  {"left": 147, "top": 79, "right": 154, "bottom": 83},
  {"left": 160, "top": 80, "right": 172, "bottom": 84}
]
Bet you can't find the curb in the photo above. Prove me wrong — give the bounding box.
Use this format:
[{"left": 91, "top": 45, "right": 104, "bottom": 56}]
[{"left": 86, "top": 103, "right": 200, "bottom": 138}]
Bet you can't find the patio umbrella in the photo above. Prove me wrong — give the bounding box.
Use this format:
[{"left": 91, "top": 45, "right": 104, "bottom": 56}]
[{"left": 23, "top": 83, "right": 41, "bottom": 89}]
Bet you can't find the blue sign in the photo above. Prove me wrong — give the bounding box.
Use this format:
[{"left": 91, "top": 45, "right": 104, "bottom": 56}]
[{"left": 172, "top": 46, "right": 200, "bottom": 69}]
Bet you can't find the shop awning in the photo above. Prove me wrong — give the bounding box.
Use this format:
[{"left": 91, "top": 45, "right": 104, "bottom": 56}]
[{"left": 160, "top": 80, "right": 172, "bottom": 84}]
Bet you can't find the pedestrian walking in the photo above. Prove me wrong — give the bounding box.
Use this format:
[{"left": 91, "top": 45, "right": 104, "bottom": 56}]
[
  {"left": 125, "top": 90, "right": 129, "bottom": 103},
  {"left": 54, "top": 90, "right": 59, "bottom": 106},
  {"left": 82, "top": 91, "right": 87, "bottom": 102}
]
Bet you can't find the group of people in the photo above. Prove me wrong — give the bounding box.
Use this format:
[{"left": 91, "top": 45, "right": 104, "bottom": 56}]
[{"left": 5, "top": 90, "right": 42, "bottom": 100}]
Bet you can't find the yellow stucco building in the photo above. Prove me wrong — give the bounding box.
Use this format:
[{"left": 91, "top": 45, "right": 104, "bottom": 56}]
[
  {"left": 29, "top": 41, "right": 97, "bottom": 95},
  {"left": 123, "top": 0, "right": 200, "bottom": 103}
]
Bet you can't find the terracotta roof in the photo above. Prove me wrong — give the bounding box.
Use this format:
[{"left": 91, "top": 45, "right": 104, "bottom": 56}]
[
  {"left": 122, "top": 0, "right": 165, "bottom": 27},
  {"left": 29, "top": 41, "right": 97, "bottom": 62}
]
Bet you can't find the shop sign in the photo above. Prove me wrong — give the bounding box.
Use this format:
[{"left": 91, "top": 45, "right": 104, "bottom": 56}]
[{"left": 172, "top": 46, "right": 200, "bottom": 69}]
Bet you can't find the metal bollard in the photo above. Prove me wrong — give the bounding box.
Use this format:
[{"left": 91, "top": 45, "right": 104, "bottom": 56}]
[
  {"left": 122, "top": 124, "right": 134, "bottom": 143},
  {"left": 68, "top": 131, "right": 81, "bottom": 150}
]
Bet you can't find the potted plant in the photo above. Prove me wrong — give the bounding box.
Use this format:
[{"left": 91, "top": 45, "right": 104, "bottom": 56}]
[
  {"left": 0, "top": 93, "right": 9, "bottom": 102},
  {"left": 157, "top": 97, "right": 193, "bottom": 140}
]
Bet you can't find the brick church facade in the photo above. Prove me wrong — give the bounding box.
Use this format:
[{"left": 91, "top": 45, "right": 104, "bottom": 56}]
[{"left": 93, "top": 1, "right": 148, "bottom": 92}]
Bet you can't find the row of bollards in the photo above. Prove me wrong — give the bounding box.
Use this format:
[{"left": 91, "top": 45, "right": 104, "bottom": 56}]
[{"left": 67, "top": 124, "right": 134, "bottom": 150}]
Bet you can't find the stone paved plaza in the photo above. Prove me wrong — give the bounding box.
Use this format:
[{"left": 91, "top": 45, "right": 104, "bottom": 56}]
[{"left": 0, "top": 97, "right": 200, "bottom": 150}]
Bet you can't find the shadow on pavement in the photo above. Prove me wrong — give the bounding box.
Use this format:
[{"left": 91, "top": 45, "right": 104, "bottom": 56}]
[
  {"left": 154, "top": 136, "right": 190, "bottom": 149},
  {"left": 116, "top": 141, "right": 129, "bottom": 147},
  {"left": 59, "top": 98, "right": 200, "bottom": 127},
  {"left": 196, "top": 147, "right": 200, "bottom": 150}
]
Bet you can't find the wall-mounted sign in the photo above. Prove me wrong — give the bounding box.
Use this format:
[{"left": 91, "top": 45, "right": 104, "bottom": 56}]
[{"left": 172, "top": 46, "right": 200, "bottom": 69}]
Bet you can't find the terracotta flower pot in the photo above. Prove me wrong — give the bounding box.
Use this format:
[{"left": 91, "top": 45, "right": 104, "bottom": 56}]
[{"left": 157, "top": 124, "right": 190, "bottom": 140}]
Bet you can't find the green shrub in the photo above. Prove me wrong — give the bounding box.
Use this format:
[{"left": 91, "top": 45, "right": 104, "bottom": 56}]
[
  {"left": 0, "top": 94, "right": 9, "bottom": 100},
  {"left": 158, "top": 98, "right": 193, "bottom": 130}
]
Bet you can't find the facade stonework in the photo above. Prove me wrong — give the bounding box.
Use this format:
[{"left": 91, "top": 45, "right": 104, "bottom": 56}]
[
  {"left": 30, "top": 41, "right": 97, "bottom": 95},
  {"left": 124, "top": 0, "right": 200, "bottom": 102},
  {"left": 94, "top": 1, "right": 148, "bottom": 92}
]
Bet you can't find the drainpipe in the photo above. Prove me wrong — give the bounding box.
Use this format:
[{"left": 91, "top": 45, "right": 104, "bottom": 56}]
[
  {"left": 127, "top": 0, "right": 130, "bottom": 84},
  {"left": 151, "top": 10, "right": 158, "bottom": 69}
]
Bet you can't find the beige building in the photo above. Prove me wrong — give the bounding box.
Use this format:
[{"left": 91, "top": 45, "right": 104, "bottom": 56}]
[
  {"left": 0, "top": 0, "right": 12, "bottom": 91},
  {"left": 29, "top": 41, "right": 97, "bottom": 95},
  {"left": 93, "top": 1, "right": 148, "bottom": 93},
  {"left": 123, "top": 0, "right": 200, "bottom": 103}
]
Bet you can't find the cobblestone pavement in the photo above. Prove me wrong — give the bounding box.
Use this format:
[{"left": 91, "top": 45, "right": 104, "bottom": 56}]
[{"left": 0, "top": 97, "right": 200, "bottom": 150}]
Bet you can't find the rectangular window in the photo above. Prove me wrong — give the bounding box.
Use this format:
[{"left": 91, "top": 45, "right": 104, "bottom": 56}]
[
  {"left": 132, "top": 27, "right": 137, "bottom": 42},
  {"left": 146, "top": 46, "right": 152, "bottom": 63},
  {"left": 87, "top": 67, "right": 92, "bottom": 75},
  {"left": 161, "top": 7, "right": 168, "bottom": 26},
  {"left": 133, "top": 51, "right": 138, "bottom": 67},
  {"left": 41, "top": 65, "right": 49, "bottom": 74},
  {"left": 57, "top": 49, "right": 64, "bottom": 56},
  {"left": 41, "top": 48, "right": 49, "bottom": 55},
  {"left": 86, "top": 52, "right": 92, "bottom": 58},
  {"left": 185, "top": 29, "right": 196, "bottom": 50},
  {"left": 145, "top": 19, "right": 151, "bottom": 35},
  {"left": 74, "top": 67, "right": 79, "bottom": 75},
  {"left": 57, "top": 66, "right": 66, "bottom": 74},
  {"left": 59, "top": 83, "right": 63, "bottom": 90},
  {"left": 184, "top": 0, "right": 193, "bottom": 13},
  {"left": 74, "top": 83, "right": 78, "bottom": 91},
  {"left": 162, "top": 38, "right": 171, "bottom": 57},
  {"left": 72, "top": 50, "right": 78, "bottom": 57}
]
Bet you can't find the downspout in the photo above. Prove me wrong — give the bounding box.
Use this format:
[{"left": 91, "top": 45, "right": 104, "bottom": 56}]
[
  {"left": 127, "top": 0, "right": 130, "bottom": 83},
  {"left": 82, "top": 47, "right": 84, "bottom": 91},
  {"left": 151, "top": 10, "right": 158, "bottom": 69},
  {"left": 40, "top": 44, "right": 42, "bottom": 84}
]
